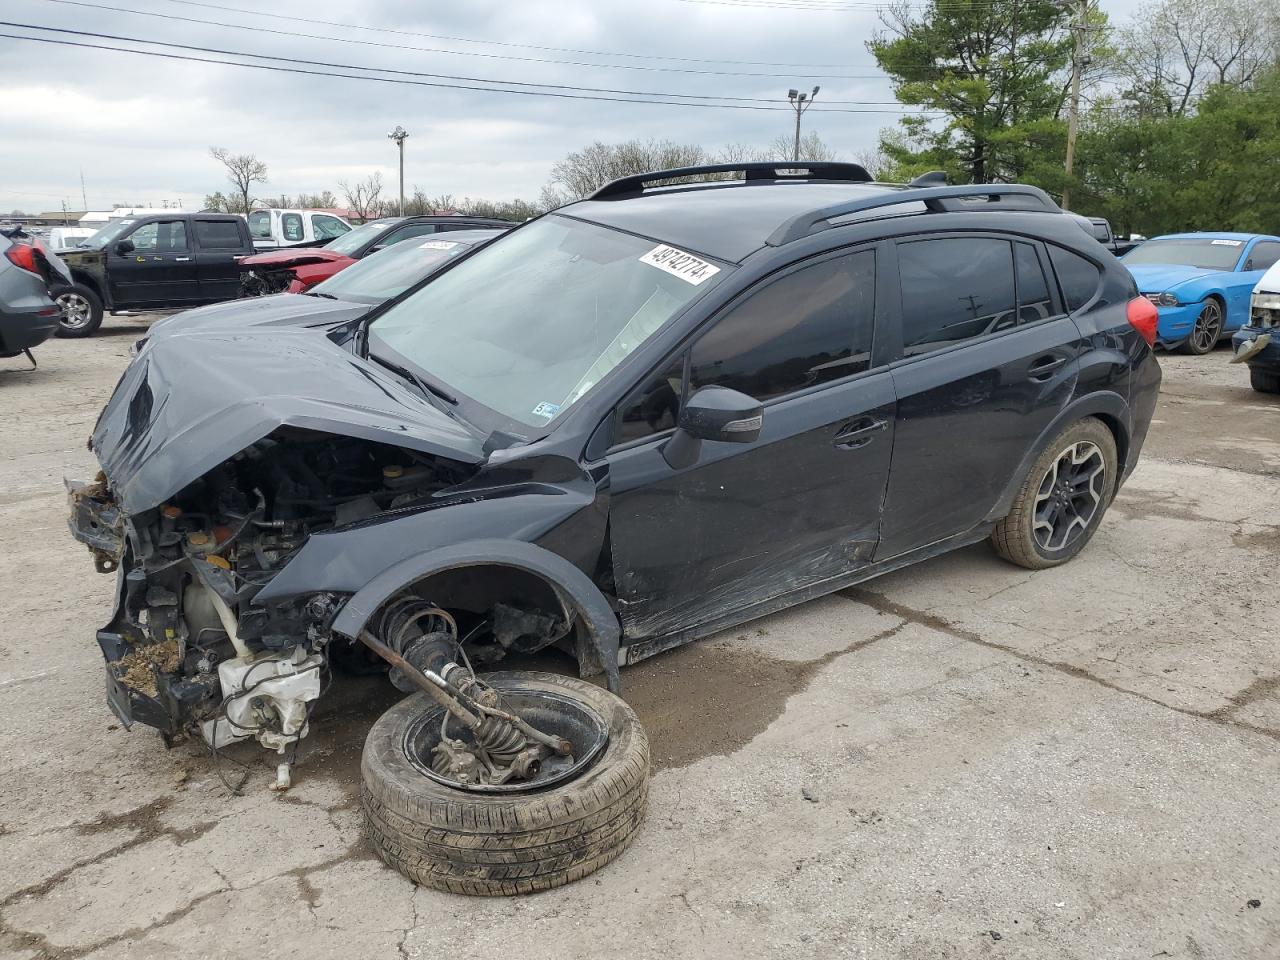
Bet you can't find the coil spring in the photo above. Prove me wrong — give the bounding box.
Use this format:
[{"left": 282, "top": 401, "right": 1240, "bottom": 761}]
[{"left": 376, "top": 596, "right": 457, "bottom": 655}]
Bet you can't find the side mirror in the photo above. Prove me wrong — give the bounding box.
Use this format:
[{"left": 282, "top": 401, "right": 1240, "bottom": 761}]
[
  {"left": 1245, "top": 259, "right": 1254, "bottom": 271},
  {"left": 115, "top": 239, "right": 135, "bottom": 255},
  {"left": 662, "top": 386, "right": 763, "bottom": 469}
]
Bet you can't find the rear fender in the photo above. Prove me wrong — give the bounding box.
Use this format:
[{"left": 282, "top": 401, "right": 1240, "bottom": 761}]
[
  {"left": 329, "top": 538, "right": 621, "bottom": 692},
  {"left": 984, "top": 391, "right": 1131, "bottom": 523}
]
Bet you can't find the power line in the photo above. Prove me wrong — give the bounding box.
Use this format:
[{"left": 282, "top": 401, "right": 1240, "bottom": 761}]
[
  {"left": 32, "top": 0, "right": 890, "bottom": 79},
  {"left": 0, "top": 29, "right": 941, "bottom": 115},
  {"left": 158, "top": 0, "right": 857, "bottom": 68},
  {"left": 2, "top": 21, "right": 932, "bottom": 108}
]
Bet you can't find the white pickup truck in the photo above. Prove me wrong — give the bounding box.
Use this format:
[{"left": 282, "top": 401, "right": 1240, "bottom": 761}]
[{"left": 247, "top": 208, "right": 352, "bottom": 250}]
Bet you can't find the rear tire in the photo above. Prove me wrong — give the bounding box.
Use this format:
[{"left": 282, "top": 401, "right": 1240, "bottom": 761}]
[
  {"left": 1250, "top": 368, "right": 1280, "bottom": 394},
  {"left": 991, "top": 417, "right": 1118, "bottom": 570},
  {"left": 361, "top": 671, "right": 649, "bottom": 895},
  {"left": 52, "top": 283, "right": 104, "bottom": 338}
]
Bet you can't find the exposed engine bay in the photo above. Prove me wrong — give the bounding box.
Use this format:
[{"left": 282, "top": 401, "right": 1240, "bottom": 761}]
[
  {"left": 239, "top": 266, "right": 298, "bottom": 297},
  {"left": 67, "top": 428, "right": 580, "bottom": 789}
]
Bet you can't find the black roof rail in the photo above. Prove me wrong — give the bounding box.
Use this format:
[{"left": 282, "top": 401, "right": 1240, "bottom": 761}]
[
  {"left": 588, "top": 161, "right": 873, "bottom": 200},
  {"left": 766, "top": 183, "right": 1061, "bottom": 246}
]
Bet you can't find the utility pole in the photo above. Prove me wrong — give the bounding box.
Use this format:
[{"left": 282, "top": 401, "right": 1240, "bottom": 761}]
[
  {"left": 1061, "top": 0, "right": 1088, "bottom": 210},
  {"left": 787, "top": 86, "right": 820, "bottom": 162},
  {"left": 79, "top": 168, "right": 88, "bottom": 212},
  {"left": 388, "top": 126, "right": 408, "bottom": 216}
]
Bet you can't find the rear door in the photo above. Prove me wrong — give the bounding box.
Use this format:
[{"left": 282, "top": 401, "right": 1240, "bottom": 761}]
[
  {"left": 108, "top": 219, "right": 201, "bottom": 307},
  {"left": 606, "top": 246, "right": 896, "bottom": 643},
  {"left": 193, "top": 218, "right": 249, "bottom": 301},
  {"left": 876, "top": 234, "right": 1085, "bottom": 559}
]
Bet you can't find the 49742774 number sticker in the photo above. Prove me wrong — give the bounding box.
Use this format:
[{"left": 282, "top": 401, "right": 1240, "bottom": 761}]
[{"left": 639, "top": 245, "right": 721, "bottom": 285}]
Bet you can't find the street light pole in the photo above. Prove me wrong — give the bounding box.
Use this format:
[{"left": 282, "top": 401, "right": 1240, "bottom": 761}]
[
  {"left": 787, "top": 86, "right": 820, "bottom": 162},
  {"left": 388, "top": 125, "right": 408, "bottom": 216}
]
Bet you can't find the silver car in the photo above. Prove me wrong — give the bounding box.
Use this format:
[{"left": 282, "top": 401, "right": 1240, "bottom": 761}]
[{"left": 0, "top": 230, "right": 70, "bottom": 364}]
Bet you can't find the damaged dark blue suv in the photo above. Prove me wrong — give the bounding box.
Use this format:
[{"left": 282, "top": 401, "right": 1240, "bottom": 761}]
[{"left": 68, "top": 163, "right": 1161, "bottom": 895}]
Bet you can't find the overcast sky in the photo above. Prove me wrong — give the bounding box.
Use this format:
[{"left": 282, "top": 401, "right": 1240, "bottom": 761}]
[{"left": 0, "top": 0, "right": 1146, "bottom": 214}]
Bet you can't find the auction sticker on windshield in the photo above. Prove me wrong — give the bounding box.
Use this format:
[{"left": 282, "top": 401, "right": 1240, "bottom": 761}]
[
  {"left": 639, "top": 245, "right": 720, "bottom": 285},
  {"left": 420, "top": 240, "right": 460, "bottom": 250},
  {"left": 1210, "top": 239, "right": 1243, "bottom": 246}
]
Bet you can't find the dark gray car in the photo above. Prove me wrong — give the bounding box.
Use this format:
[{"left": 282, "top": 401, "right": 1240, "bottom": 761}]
[{"left": 1, "top": 230, "right": 71, "bottom": 364}]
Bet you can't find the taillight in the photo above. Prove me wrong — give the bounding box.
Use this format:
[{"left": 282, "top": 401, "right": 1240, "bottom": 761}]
[
  {"left": 1126, "top": 296, "right": 1158, "bottom": 347},
  {"left": 4, "top": 241, "right": 39, "bottom": 275}
]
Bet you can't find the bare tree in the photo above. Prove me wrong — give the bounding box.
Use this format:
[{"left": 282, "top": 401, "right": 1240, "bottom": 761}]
[
  {"left": 762, "top": 132, "right": 840, "bottom": 162},
  {"left": 339, "top": 173, "right": 385, "bottom": 221},
  {"left": 209, "top": 147, "right": 268, "bottom": 214},
  {"left": 546, "top": 139, "right": 707, "bottom": 201},
  {"left": 1115, "top": 0, "right": 1275, "bottom": 115}
]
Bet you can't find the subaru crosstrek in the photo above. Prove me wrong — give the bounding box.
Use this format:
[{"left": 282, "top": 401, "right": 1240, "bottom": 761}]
[{"left": 67, "top": 163, "right": 1162, "bottom": 896}]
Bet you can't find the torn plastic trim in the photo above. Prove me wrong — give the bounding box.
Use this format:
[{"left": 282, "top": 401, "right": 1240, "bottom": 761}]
[{"left": 329, "top": 539, "right": 621, "bottom": 693}]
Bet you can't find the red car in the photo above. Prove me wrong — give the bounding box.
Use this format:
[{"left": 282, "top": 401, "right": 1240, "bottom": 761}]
[{"left": 238, "top": 215, "right": 513, "bottom": 296}]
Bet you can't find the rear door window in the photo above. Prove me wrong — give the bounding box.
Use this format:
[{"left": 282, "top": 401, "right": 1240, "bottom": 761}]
[
  {"left": 247, "top": 211, "right": 271, "bottom": 239},
  {"left": 1015, "top": 242, "right": 1056, "bottom": 324},
  {"left": 688, "top": 249, "right": 876, "bottom": 401},
  {"left": 897, "top": 237, "right": 1016, "bottom": 354},
  {"left": 194, "top": 219, "right": 243, "bottom": 249},
  {"left": 1047, "top": 245, "right": 1102, "bottom": 312},
  {"left": 281, "top": 213, "right": 305, "bottom": 242}
]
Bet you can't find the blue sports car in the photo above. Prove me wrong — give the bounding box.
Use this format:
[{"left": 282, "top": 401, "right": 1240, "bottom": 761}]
[{"left": 1122, "top": 232, "right": 1280, "bottom": 354}]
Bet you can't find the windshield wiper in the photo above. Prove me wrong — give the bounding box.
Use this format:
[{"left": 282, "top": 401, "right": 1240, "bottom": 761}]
[
  {"left": 368, "top": 352, "right": 458, "bottom": 405},
  {"left": 305, "top": 291, "right": 339, "bottom": 299}
]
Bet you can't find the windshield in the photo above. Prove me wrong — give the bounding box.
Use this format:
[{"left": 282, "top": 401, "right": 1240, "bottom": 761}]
[
  {"left": 1124, "top": 238, "right": 1245, "bottom": 271},
  {"left": 324, "top": 219, "right": 396, "bottom": 255},
  {"left": 311, "top": 235, "right": 485, "bottom": 304},
  {"left": 83, "top": 218, "right": 139, "bottom": 249},
  {"left": 368, "top": 215, "right": 727, "bottom": 429}
]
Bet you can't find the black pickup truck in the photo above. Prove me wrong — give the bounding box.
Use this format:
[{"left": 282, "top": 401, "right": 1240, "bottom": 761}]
[{"left": 53, "top": 213, "right": 254, "bottom": 337}]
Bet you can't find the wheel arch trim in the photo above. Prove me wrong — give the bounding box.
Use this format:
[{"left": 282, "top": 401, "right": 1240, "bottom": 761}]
[{"left": 329, "top": 538, "right": 621, "bottom": 692}]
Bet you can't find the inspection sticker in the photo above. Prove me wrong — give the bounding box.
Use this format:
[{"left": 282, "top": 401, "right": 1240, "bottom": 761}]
[
  {"left": 1210, "top": 239, "right": 1243, "bottom": 246},
  {"left": 419, "top": 239, "right": 460, "bottom": 250},
  {"left": 531, "top": 401, "right": 561, "bottom": 419},
  {"left": 639, "top": 244, "right": 720, "bottom": 285}
]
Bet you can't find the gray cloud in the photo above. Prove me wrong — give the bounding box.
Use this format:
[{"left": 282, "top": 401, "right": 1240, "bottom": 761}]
[{"left": 0, "top": 0, "right": 1144, "bottom": 213}]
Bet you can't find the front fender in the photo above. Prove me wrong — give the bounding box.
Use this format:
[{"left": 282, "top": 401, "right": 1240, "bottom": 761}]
[{"left": 329, "top": 539, "right": 621, "bottom": 692}]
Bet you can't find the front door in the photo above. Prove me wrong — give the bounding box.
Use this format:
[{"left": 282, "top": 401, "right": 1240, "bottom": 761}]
[
  {"left": 876, "top": 235, "right": 1085, "bottom": 559},
  {"left": 606, "top": 247, "right": 895, "bottom": 645},
  {"left": 109, "top": 219, "right": 201, "bottom": 307}
]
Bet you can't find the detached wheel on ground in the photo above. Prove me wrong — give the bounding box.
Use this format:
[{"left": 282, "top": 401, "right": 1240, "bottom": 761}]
[
  {"left": 52, "top": 284, "right": 104, "bottom": 338},
  {"left": 1179, "top": 299, "right": 1224, "bottom": 355},
  {"left": 1250, "top": 368, "right": 1280, "bottom": 394},
  {"left": 991, "top": 417, "right": 1118, "bottom": 570},
  {"left": 362, "top": 671, "right": 649, "bottom": 896}
]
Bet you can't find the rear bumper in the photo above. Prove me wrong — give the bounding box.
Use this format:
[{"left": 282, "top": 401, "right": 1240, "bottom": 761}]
[{"left": 0, "top": 304, "right": 60, "bottom": 355}]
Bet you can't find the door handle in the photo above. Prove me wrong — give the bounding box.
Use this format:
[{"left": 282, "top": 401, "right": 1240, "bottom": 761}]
[
  {"left": 1027, "top": 355, "right": 1067, "bottom": 381},
  {"left": 175, "top": 256, "right": 191, "bottom": 262},
  {"left": 833, "top": 417, "right": 888, "bottom": 449}
]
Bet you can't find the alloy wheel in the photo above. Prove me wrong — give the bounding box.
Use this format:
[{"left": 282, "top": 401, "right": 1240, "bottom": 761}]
[
  {"left": 1033, "top": 440, "right": 1106, "bottom": 552},
  {"left": 57, "top": 292, "right": 92, "bottom": 330},
  {"left": 1190, "top": 300, "right": 1223, "bottom": 353}
]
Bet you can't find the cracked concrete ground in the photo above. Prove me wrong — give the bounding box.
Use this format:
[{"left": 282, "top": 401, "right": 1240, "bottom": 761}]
[{"left": 1, "top": 320, "right": 1277, "bottom": 959}]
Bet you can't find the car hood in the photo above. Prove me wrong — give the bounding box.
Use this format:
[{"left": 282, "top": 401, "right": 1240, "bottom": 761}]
[
  {"left": 1255, "top": 261, "right": 1280, "bottom": 296},
  {"left": 92, "top": 326, "right": 487, "bottom": 515},
  {"left": 242, "top": 248, "right": 352, "bottom": 268},
  {"left": 146, "top": 294, "right": 368, "bottom": 341},
  {"left": 1125, "top": 263, "right": 1221, "bottom": 292}
]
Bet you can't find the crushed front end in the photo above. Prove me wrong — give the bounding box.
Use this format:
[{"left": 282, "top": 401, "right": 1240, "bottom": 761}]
[{"left": 67, "top": 429, "right": 476, "bottom": 785}]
